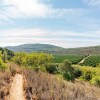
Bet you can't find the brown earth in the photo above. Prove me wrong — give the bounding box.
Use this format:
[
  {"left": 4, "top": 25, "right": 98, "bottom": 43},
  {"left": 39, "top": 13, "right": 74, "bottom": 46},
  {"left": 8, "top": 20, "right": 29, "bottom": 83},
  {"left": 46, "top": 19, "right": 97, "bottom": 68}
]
[{"left": 9, "top": 74, "right": 26, "bottom": 100}]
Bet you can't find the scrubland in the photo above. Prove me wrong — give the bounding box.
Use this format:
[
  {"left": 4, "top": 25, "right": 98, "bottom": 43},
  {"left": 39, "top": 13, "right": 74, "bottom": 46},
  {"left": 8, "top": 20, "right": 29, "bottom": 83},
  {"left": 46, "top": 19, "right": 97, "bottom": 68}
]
[{"left": 0, "top": 51, "right": 100, "bottom": 100}]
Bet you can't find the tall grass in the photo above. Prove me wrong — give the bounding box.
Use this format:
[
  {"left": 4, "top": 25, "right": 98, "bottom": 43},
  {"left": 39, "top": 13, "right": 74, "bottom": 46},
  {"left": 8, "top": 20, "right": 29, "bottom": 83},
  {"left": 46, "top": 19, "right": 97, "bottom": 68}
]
[
  {"left": 0, "top": 70, "right": 11, "bottom": 100},
  {"left": 0, "top": 62, "right": 22, "bottom": 100},
  {"left": 23, "top": 69, "right": 100, "bottom": 100}
]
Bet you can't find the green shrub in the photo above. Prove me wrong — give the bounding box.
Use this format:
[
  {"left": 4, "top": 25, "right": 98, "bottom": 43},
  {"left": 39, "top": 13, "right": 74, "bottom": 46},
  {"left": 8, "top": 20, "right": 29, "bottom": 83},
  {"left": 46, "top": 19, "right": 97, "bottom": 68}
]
[
  {"left": 82, "top": 55, "right": 100, "bottom": 67},
  {"left": 97, "top": 63, "right": 100, "bottom": 67},
  {"left": 4, "top": 48, "right": 14, "bottom": 60},
  {"left": 53, "top": 55, "right": 84, "bottom": 64},
  {"left": 0, "top": 59, "right": 7, "bottom": 70},
  {"left": 59, "top": 60, "right": 72, "bottom": 71},
  {"left": 2, "top": 51, "right": 7, "bottom": 63},
  {"left": 59, "top": 60, "right": 74, "bottom": 81},
  {"left": 46, "top": 63, "right": 58, "bottom": 74},
  {"left": 74, "top": 65, "right": 100, "bottom": 86},
  {"left": 90, "top": 76, "right": 100, "bottom": 86},
  {"left": 12, "top": 52, "right": 53, "bottom": 71},
  {"left": 82, "top": 71, "right": 92, "bottom": 81},
  {"left": 62, "top": 71, "right": 74, "bottom": 81},
  {"left": 12, "top": 52, "right": 27, "bottom": 65},
  {"left": 79, "top": 67, "right": 94, "bottom": 81},
  {"left": 0, "top": 51, "right": 2, "bottom": 58},
  {"left": 74, "top": 67, "right": 82, "bottom": 78}
]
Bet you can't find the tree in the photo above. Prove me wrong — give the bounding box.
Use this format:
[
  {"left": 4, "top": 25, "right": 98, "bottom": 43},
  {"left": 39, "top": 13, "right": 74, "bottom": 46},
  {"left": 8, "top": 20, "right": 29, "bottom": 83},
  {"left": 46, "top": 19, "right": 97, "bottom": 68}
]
[
  {"left": 46, "top": 63, "right": 58, "bottom": 74},
  {"left": 59, "top": 60, "right": 74, "bottom": 81},
  {"left": 2, "top": 51, "right": 7, "bottom": 63},
  {"left": 0, "top": 51, "right": 2, "bottom": 58},
  {"left": 4, "top": 48, "right": 14, "bottom": 60},
  {"left": 12, "top": 52, "right": 53, "bottom": 71},
  {"left": 12, "top": 52, "right": 28, "bottom": 65},
  {"left": 0, "top": 58, "right": 7, "bottom": 70}
]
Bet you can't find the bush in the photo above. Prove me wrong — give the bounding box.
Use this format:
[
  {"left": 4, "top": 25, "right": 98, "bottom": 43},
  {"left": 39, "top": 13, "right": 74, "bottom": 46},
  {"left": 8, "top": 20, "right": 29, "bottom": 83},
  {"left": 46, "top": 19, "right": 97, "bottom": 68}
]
[
  {"left": 62, "top": 72, "right": 74, "bottom": 81},
  {"left": 0, "top": 59, "right": 7, "bottom": 70},
  {"left": 59, "top": 60, "right": 74, "bottom": 81},
  {"left": 0, "top": 51, "right": 2, "bottom": 58},
  {"left": 53, "top": 55, "right": 84, "bottom": 64},
  {"left": 59, "top": 60, "right": 72, "bottom": 71},
  {"left": 79, "top": 67, "right": 96, "bottom": 81},
  {"left": 90, "top": 76, "right": 100, "bottom": 86},
  {"left": 23, "top": 69, "right": 100, "bottom": 100},
  {"left": 82, "top": 55, "right": 100, "bottom": 67},
  {"left": 74, "top": 67, "right": 82, "bottom": 78},
  {"left": 74, "top": 65, "right": 100, "bottom": 86},
  {"left": 46, "top": 63, "right": 58, "bottom": 74},
  {"left": 82, "top": 71, "right": 92, "bottom": 81},
  {"left": 12, "top": 52, "right": 27, "bottom": 65},
  {"left": 4, "top": 48, "right": 14, "bottom": 60},
  {"left": 0, "top": 71, "right": 11, "bottom": 99},
  {"left": 2, "top": 51, "right": 7, "bottom": 63},
  {"left": 12, "top": 52, "right": 53, "bottom": 71}
]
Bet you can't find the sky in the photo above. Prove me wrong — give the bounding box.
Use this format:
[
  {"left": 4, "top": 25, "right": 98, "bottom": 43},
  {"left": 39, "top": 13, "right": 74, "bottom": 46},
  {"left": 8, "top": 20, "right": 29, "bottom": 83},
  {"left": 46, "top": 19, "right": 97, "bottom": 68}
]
[{"left": 0, "top": 0, "right": 100, "bottom": 48}]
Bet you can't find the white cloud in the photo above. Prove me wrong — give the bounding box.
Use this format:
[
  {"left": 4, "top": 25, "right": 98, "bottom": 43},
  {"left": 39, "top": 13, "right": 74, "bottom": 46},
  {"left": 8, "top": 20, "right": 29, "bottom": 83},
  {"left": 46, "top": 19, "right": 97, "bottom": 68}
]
[
  {"left": 84, "top": 0, "right": 100, "bottom": 6},
  {"left": 0, "top": 0, "right": 100, "bottom": 48},
  {"left": 1, "top": 0, "right": 51, "bottom": 18},
  {"left": 1, "top": 28, "right": 100, "bottom": 38},
  {"left": 0, "top": 0, "right": 86, "bottom": 22},
  {"left": 1, "top": 28, "right": 48, "bottom": 37},
  {"left": 0, "top": 28, "right": 100, "bottom": 48}
]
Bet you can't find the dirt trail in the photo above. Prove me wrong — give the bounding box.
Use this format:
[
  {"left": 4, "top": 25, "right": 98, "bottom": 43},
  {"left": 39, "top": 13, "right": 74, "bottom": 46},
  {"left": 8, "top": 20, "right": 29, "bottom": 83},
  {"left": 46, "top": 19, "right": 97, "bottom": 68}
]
[
  {"left": 78, "top": 55, "right": 90, "bottom": 64},
  {"left": 9, "top": 74, "right": 26, "bottom": 100}
]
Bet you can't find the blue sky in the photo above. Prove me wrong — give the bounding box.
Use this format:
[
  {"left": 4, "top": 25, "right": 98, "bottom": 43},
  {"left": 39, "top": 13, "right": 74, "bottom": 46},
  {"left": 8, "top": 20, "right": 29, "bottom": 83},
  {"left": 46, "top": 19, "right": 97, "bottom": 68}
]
[{"left": 0, "top": 0, "right": 100, "bottom": 48}]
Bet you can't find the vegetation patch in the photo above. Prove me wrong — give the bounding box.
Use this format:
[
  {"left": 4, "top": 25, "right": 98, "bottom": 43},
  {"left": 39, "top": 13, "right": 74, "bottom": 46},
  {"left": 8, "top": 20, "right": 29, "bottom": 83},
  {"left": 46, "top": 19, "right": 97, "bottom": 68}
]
[
  {"left": 82, "top": 55, "right": 100, "bottom": 67},
  {"left": 23, "top": 69, "right": 100, "bottom": 100},
  {"left": 53, "top": 55, "right": 84, "bottom": 64},
  {"left": 73, "top": 65, "right": 100, "bottom": 86}
]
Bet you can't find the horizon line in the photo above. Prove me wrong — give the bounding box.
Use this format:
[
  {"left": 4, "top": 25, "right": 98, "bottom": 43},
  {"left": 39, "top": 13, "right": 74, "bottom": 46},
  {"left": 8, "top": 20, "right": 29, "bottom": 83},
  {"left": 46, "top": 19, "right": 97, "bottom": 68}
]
[{"left": 1, "top": 43, "right": 100, "bottom": 49}]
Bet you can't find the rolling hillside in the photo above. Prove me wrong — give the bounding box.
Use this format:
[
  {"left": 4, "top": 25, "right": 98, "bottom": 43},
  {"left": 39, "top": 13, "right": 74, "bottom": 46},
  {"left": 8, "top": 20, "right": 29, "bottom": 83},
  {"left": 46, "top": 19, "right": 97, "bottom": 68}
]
[
  {"left": 6, "top": 43, "right": 65, "bottom": 53},
  {"left": 6, "top": 44, "right": 100, "bottom": 55},
  {"left": 63, "top": 46, "right": 100, "bottom": 55}
]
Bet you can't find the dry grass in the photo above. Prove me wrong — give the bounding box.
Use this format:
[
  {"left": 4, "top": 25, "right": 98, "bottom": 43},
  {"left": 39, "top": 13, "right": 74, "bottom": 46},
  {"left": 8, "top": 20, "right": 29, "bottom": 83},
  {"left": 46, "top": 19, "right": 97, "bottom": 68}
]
[
  {"left": 0, "top": 70, "right": 11, "bottom": 100},
  {"left": 0, "top": 62, "right": 22, "bottom": 100},
  {"left": 23, "top": 69, "right": 100, "bottom": 100},
  {"left": 0, "top": 62, "right": 100, "bottom": 100}
]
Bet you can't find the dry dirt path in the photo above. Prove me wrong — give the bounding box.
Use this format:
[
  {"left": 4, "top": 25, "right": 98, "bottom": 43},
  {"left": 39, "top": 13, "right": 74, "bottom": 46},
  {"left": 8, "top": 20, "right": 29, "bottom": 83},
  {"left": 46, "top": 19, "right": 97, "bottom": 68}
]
[
  {"left": 78, "top": 55, "right": 90, "bottom": 64},
  {"left": 9, "top": 74, "right": 26, "bottom": 100}
]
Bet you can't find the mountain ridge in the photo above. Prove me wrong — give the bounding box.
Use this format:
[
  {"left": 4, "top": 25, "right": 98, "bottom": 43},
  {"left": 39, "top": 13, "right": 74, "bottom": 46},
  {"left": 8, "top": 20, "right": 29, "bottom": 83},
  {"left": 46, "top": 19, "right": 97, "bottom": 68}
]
[
  {"left": 6, "top": 43, "right": 100, "bottom": 55},
  {"left": 6, "top": 43, "right": 64, "bottom": 52}
]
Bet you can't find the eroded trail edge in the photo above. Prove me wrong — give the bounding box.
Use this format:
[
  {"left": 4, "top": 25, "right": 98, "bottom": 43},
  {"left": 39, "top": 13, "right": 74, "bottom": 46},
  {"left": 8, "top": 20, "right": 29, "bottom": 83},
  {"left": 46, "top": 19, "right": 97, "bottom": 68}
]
[{"left": 9, "top": 74, "right": 26, "bottom": 100}]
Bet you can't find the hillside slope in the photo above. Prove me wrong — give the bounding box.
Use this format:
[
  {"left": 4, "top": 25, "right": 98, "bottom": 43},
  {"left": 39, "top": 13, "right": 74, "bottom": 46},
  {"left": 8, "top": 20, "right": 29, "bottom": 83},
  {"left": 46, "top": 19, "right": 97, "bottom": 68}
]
[
  {"left": 63, "top": 46, "right": 100, "bottom": 55},
  {"left": 6, "top": 44, "right": 100, "bottom": 55},
  {"left": 23, "top": 70, "right": 100, "bottom": 100},
  {"left": 6, "top": 43, "right": 64, "bottom": 53}
]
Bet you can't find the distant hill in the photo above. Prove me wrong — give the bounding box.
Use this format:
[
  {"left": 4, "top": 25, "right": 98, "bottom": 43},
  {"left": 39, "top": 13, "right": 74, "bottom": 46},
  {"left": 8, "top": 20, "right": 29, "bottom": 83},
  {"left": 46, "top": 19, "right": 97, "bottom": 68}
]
[
  {"left": 6, "top": 44, "right": 100, "bottom": 55},
  {"left": 64, "top": 46, "right": 100, "bottom": 55},
  {"left": 6, "top": 43, "right": 64, "bottom": 53}
]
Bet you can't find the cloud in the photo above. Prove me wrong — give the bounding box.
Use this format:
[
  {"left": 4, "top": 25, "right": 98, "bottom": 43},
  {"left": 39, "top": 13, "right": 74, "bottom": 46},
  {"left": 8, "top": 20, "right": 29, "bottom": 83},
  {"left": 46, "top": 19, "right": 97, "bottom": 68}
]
[
  {"left": 1, "top": 28, "right": 100, "bottom": 38},
  {"left": 1, "top": 0, "right": 94, "bottom": 33},
  {"left": 84, "top": 0, "right": 100, "bottom": 6},
  {"left": 0, "top": 0, "right": 86, "bottom": 23},
  {"left": 1, "top": 0, "right": 52, "bottom": 18},
  {"left": 0, "top": 0, "right": 100, "bottom": 48},
  {"left": 0, "top": 28, "right": 100, "bottom": 47}
]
